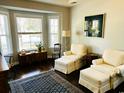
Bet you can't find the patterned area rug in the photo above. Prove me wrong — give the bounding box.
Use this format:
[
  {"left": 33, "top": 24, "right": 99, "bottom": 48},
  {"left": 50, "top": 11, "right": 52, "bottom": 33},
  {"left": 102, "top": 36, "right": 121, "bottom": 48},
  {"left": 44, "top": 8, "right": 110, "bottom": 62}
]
[{"left": 9, "top": 70, "right": 84, "bottom": 93}]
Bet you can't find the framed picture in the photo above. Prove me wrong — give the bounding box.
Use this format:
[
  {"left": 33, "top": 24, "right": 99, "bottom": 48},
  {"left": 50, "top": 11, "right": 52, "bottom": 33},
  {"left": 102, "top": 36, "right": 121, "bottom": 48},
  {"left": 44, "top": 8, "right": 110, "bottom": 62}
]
[{"left": 84, "top": 14, "right": 105, "bottom": 37}]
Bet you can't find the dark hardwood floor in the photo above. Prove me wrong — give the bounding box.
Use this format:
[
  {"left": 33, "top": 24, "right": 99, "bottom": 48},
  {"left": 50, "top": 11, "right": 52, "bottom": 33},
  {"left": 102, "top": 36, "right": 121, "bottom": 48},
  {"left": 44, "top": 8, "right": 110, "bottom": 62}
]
[{"left": 8, "top": 59, "right": 124, "bottom": 93}]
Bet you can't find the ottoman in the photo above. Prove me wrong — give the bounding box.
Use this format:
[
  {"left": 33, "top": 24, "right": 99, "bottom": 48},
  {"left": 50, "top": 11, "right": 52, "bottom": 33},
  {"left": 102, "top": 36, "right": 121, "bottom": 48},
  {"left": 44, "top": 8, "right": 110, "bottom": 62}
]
[
  {"left": 79, "top": 68, "right": 111, "bottom": 93},
  {"left": 54, "top": 57, "right": 76, "bottom": 74}
]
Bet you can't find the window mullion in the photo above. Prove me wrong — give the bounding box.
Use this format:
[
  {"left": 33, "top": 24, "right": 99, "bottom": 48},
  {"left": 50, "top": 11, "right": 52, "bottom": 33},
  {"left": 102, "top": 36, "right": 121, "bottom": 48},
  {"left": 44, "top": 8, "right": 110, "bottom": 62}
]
[{"left": 18, "top": 32, "right": 42, "bottom": 34}]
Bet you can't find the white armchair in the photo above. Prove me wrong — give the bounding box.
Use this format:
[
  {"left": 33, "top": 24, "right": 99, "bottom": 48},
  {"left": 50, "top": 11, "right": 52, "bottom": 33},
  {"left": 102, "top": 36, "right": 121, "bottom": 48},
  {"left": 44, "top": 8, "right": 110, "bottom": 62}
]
[
  {"left": 79, "top": 49, "right": 124, "bottom": 93},
  {"left": 54, "top": 44, "right": 87, "bottom": 74}
]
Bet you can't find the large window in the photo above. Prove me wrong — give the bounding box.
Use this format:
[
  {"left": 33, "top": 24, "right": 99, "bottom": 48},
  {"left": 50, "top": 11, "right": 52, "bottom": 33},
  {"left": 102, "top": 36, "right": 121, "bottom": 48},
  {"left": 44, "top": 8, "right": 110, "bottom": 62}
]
[
  {"left": 0, "top": 13, "right": 12, "bottom": 55},
  {"left": 16, "top": 16, "right": 43, "bottom": 51},
  {"left": 48, "top": 16, "right": 60, "bottom": 47}
]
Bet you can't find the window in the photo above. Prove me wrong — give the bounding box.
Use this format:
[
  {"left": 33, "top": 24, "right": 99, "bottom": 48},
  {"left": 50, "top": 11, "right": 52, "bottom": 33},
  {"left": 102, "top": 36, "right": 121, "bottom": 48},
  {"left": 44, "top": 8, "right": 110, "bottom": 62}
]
[
  {"left": 0, "top": 13, "right": 12, "bottom": 55},
  {"left": 48, "top": 16, "right": 60, "bottom": 47},
  {"left": 16, "top": 16, "right": 43, "bottom": 51}
]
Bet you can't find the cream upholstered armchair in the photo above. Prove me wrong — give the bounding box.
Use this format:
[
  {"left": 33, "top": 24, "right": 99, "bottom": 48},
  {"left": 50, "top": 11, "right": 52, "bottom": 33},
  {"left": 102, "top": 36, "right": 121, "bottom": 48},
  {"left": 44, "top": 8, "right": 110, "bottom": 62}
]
[
  {"left": 54, "top": 44, "right": 87, "bottom": 74},
  {"left": 79, "top": 49, "right": 124, "bottom": 93},
  {"left": 63, "top": 44, "right": 87, "bottom": 69}
]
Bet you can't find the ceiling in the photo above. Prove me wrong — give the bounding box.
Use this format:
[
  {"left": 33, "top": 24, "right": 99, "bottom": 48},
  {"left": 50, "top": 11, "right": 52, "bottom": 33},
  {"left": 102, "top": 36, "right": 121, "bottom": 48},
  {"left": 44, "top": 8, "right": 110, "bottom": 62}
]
[{"left": 31, "top": 0, "right": 77, "bottom": 7}]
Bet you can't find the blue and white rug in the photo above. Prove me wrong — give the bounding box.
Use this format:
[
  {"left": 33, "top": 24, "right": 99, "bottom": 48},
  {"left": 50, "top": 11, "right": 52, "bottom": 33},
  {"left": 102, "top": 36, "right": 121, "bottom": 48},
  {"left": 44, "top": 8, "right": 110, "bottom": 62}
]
[{"left": 9, "top": 70, "right": 83, "bottom": 93}]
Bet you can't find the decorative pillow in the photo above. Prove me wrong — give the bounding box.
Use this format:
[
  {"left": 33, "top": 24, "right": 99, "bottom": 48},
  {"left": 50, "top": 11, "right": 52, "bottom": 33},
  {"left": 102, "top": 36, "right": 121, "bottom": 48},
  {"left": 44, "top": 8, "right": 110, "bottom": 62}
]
[
  {"left": 103, "top": 49, "right": 124, "bottom": 67},
  {"left": 64, "top": 51, "right": 72, "bottom": 56}
]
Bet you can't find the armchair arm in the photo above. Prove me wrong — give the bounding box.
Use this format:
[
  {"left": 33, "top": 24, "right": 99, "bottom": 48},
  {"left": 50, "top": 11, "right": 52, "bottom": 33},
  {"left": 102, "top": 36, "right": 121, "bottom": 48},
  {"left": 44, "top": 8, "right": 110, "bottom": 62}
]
[
  {"left": 92, "top": 58, "right": 104, "bottom": 65},
  {"left": 116, "top": 65, "right": 124, "bottom": 76},
  {"left": 63, "top": 51, "right": 72, "bottom": 56}
]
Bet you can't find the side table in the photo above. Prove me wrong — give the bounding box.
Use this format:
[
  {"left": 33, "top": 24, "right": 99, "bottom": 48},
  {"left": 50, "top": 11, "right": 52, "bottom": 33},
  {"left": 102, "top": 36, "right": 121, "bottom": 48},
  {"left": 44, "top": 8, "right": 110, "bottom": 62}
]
[
  {"left": 18, "top": 51, "right": 47, "bottom": 65},
  {"left": 82, "top": 53, "right": 101, "bottom": 67}
]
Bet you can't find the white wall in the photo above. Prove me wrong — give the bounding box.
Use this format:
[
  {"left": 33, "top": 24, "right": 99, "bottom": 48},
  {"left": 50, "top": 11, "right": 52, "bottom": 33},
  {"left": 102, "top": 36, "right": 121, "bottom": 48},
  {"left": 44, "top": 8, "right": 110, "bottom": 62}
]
[{"left": 71, "top": 0, "right": 124, "bottom": 54}]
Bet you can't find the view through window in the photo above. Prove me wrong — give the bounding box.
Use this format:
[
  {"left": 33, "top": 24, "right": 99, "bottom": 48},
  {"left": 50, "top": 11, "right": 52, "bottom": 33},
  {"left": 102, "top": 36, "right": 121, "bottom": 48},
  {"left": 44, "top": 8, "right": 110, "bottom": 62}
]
[
  {"left": 16, "top": 16, "right": 43, "bottom": 51},
  {"left": 0, "top": 14, "right": 11, "bottom": 54},
  {"left": 48, "top": 17, "right": 59, "bottom": 47}
]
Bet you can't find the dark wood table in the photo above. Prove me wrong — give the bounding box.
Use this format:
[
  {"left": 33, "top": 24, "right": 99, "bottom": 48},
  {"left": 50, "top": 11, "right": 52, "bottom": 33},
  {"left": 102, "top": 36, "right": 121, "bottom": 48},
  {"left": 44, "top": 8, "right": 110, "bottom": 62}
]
[
  {"left": 18, "top": 51, "right": 47, "bottom": 65},
  {"left": 82, "top": 53, "right": 101, "bottom": 67},
  {"left": 0, "top": 55, "right": 9, "bottom": 93}
]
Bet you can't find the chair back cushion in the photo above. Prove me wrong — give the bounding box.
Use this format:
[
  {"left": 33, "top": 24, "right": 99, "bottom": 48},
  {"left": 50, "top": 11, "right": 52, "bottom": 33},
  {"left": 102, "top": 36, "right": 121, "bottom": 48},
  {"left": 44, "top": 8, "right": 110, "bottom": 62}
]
[
  {"left": 103, "top": 49, "right": 124, "bottom": 66},
  {"left": 71, "top": 44, "right": 87, "bottom": 56}
]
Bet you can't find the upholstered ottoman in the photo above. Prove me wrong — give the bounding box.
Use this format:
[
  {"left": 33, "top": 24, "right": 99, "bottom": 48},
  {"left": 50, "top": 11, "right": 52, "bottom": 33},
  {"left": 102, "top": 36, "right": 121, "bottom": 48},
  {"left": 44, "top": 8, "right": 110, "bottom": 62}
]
[
  {"left": 79, "top": 68, "right": 111, "bottom": 93},
  {"left": 54, "top": 57, "right": 76, "bottom": 74}
]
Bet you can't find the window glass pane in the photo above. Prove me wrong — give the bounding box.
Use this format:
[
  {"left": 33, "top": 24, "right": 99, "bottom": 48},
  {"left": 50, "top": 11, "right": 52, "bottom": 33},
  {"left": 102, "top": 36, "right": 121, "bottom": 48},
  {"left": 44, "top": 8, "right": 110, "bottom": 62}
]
[
  {"left": 55, "top": 26, "right": 58, "bottom": 33},
  {"left": 18, "top": 35, "right": 30, "bottom": 50},
  {"left": 49, "top": 19, "right": 59, "bottom": 33},
  {"left": 0, "top": 36, "right": 8, "bottom": 54},
  {"left": 54, "top": 19, "right": 58, "bottom": 26},
  {"left": 18, "top": 34, "right": 42, "bottom": 50},
  {"left": 49, "top": 17, "right": 59, "bottom": 47},
  {"left": 50, "top": 34, "right": 58, "bottom": 47},
  {"left": 16, "top": 16, "right": 43, "bottom": 51},
  {"left": 51, "top": 26, "right": 55, "bottom": 33},
  {"left": 0, "top": 15, "right": 6, "bottom": 35},
  {"left": 16, "top": 17, "right": 42, "bottom": 33},
  {"left": 0, "top": 14, "right": 11, "bottom": 55},
  {"left": 30, "top": 34, "right": 41, "bottom": 49},
  {"left": 30, "top": 35, "right": 41, "bottom": 43}
]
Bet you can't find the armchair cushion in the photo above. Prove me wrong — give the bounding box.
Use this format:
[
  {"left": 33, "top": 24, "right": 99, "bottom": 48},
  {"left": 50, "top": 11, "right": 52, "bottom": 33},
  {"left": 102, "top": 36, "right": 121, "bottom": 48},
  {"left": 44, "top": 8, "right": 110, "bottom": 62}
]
[
  {"left": 103, "top": 49, "right": 124, "bottom": 67},
  {"left": 92, "top": 58, "right": 104, "bottom": 65},
  {"left": 91, "top": 64, "right": 117, "bottom": 77},
  {"left": 71, "top": 44, "right": 87, "bottom": 56},
  {"left": 63, "top": 51, "right": 72, "bottom": 56},
  {"left": 62, "top": 55, "right": 81, "bottom": 62},
  {"left": 116, "top": 65, "right": 124, "bottom": 76}
]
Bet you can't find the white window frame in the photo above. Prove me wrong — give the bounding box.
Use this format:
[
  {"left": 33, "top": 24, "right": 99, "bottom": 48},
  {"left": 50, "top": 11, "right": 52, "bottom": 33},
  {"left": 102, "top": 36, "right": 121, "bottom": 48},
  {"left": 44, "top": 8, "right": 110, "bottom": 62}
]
[
  {"left": 48, "top": 16, "right": 61, "bottom": 48},
  {"left": 14, "top": 12, "right": 43, "bottom": 51},
  {"left": 0, "top": 10, "right": 12, "bottom": 55}
]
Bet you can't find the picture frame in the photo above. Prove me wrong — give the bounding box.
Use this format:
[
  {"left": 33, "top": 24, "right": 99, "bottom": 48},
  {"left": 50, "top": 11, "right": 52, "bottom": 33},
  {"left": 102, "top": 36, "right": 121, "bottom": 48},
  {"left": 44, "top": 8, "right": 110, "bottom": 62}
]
[{"left": 84, "top": 14, "right": 105, "bottom": 38}]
